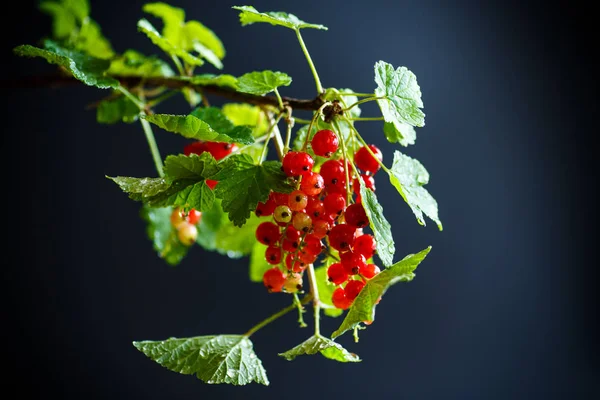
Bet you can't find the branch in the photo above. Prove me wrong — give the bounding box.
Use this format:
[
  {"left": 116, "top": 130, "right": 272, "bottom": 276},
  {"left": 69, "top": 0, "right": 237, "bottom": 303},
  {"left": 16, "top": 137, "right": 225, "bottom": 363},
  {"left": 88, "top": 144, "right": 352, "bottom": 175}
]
[{"left": 3, "top": 74, "right": 325, "bottom": 111}]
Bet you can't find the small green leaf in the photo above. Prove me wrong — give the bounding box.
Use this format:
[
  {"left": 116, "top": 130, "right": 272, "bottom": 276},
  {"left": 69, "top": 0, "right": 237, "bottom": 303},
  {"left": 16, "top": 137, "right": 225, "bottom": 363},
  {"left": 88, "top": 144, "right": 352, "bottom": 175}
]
[
  {"left": 359, "top": 184, "right": 394, "bottom": 267},
  {"left": 212, "top": 154, "right": 294, "bottom": 227},
  {"left": 97, "top": 95, "right": 139, "bottom": 124},
  {"left": 138, "top": 18, "right": 204, "bottom": 66},
  {"left": 314, "top": 263, "right": 343, "bottom": 317},
  {"left": 383, "top": 122, "right": 416, "bottom": 147},
  {"left": 141, "top": 206, "right": 189, "bottom": 266},
  {"left": 237, "top": 70, "right": 292, "bottom": 95},
  {"left": 108, "top": 49, "right": 174, "bottom": 78},
  {"left": 189, "top": 74, "right": 238, "bottom": 88},
  {"left": 222, "top": 103, "right": 268, "bottom": 135},
  {"left": 108, "top": 153, "right": 218, "bottom": 212},
  {"left": 278, "top": 335, "right": 360, "bottom": 362},
  {"left": 249, "top": 242, "right": 270, "bottom": 282},
  {"left": 232, "top": 6, "right": 327, "bottom": 30},
  {"left": 76, "top": 18, "right": 114, "bottom": 59},
  {"left": 143, "top": 2, "right": 185, "bottom": 45},
  {"left": 388, "top": 151, "right": 442, "bottom": 230},
  {"left": 192, "top": 41, "right": 222, "bottom": 69},
  {"left": 144, "top": 108, "right": 254, "bottom": 145},
  {"left": 374, "top": 61, "right": 425, "bottom": 130},
  {"left": 134, "top": 335, "right": 269, "bottom": 386},
  {"left": 183, "top": 20, "right": 226, "bottom": 60},
  {"left": 331, "top": 247, "right": 432, "bottom": 339},
  {"left": 39, "top": 2, "right": 77, "bottom": 38},
  {"left": 13, "top": 40, "right": 117, "bottom": 89}
]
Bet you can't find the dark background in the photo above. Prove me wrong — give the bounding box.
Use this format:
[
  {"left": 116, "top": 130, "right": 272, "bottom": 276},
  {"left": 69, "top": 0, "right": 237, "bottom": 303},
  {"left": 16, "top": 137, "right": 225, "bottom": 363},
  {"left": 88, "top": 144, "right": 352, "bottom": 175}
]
[{"left": 2, "top": 0, "right": 598, "bottom": 398}]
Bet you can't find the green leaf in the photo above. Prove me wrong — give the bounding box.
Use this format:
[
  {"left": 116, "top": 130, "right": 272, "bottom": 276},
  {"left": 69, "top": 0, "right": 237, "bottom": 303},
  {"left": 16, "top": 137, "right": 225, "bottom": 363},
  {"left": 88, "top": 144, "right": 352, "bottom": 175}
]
[
  {"left": 108, "top": 153, "right": 218, "bottom": 212},
  {"left": 76, "top": 18, "right": 114, "bottom": 59},
  {"left": 232, "top": 6, "right": 327, "bottom": 30},
  {"left": 144, "top": 109, "right": 254, "bottom": 145},
  {"left": 314, "top": 263, "right": 343, "bottom": 317},
  {"left": 249, "top": 242, "right": 271, "bottom": 282},
  {"left": 143, "top": 2, "right": 185, "bottom": 45},
  {"left": 278, "top": 335, "right": 360, "bottom": 362},
  {"left": 108, "top": 50, "right": 175, "bottom": 78},
  {"left": 212, "top": 154, "right": 294, "bottom": 227},
  {"left": 13, "top": 40, "right": 117, "bottom": 89},
  {"left": 189, "top": 74, "right": 238, "bottom": 88},
  {"left": 39, "top": 2, "right": 76, "bottom": 38},
  {"left": 237, "top": 70, "right": 292, "bottom": 95},
  {"left": 359, "top": 184, "right": 394, "bottom": 267},
  {"left": 331, "top": 247, "right": 432, "bottom": 339},
  {"left": 134, "top": 335, "right": 269, "bottom": 386},
  {"left": 97, "top": 95, "right": 139, "bottom": 124},
  {"left": 374, "top": 61, "right": 425, "bottom": 130},
  {"left": 183, "top": 20, "right": 226, "bottom": 60},
  {"left": 383, "top": 122, "right": 416, "bottom": 147},
  {"left": 138, "top": 18, "right": 204, "bottom": 66},
  {"left": 191, "top": 41, "right": 223, "bottom": 69},
  {"left": 388, "top": 151, "right": 442, "bottom": 230},
  {"left": 222, "top": 103, "right": 268, "bottom": 135},
  {"left": 61, "top": 0, "right": 89, "bottom": 21},
  {"left": 141, "top": 206, "right": 189, "bottom": 266},
  {"left": 196, "top": 199, "right": 263, "bottom": 258}
]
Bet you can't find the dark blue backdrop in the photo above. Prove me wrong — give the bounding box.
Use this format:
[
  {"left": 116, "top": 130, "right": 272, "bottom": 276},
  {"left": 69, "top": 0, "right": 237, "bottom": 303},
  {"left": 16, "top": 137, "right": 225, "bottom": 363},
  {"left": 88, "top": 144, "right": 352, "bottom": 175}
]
[{"left": 3, "top": 0, "right": 598, "bottom": 398}]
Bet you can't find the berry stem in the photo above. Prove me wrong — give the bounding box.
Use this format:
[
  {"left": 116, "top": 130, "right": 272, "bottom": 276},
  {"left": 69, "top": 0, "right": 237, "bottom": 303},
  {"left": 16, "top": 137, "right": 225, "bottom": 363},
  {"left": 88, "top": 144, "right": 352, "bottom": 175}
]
[
  {"left": 343, "top": 116, "right": 391, "bottom": 174},
  {"left": 243, "top": 293, "right": 313, "bottom": 337},
  {"left": 337, "top": 92, "right": 374, "bottom": 97},
  {"left": 259, "top": 113, "right": 284, "bottom": 164},
  {"left": 301, "top": 102, "right": 330, "bottom": 152},
  {"left": 294, "top": 29, "right": 324, "bottom": 94},
  {"left": 283, "top": 113, "right": 295, "bottom": 153},
  {"left": 349, "top": 116, "right": 385, "bottom": 122},
  {"left": 273, "top": 87, "right": 285, "bottom": 110},
  {"left": 170, "top": 55, "right": 185, "bottom": 76},
  {"left": 343, "top": 96, "right": 387, "bottom": 112},
  {"left": 293, "top": 117, "right": 312, "bottom": 124},
  {"left": 140, "top": 117, "right": 165, "bottom": 178},
  {"left": 333, "top": 119, "right": 353, "bottom": 205},
  {"left": 293, "top": 293, "right": 308, "bottom": 328},
  {"left": 306, "top": 263, "right": 321, "bottom": 335}
]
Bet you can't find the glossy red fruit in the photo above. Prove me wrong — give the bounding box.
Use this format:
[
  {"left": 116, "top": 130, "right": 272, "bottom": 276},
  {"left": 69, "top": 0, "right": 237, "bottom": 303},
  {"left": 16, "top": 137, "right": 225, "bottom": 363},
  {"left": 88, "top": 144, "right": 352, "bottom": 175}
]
[
  {"left": 305, "top": 197, "right": 325, "bottom": 219},
  {"left": 345, "top": 279, "right": 366, "bottom": 301},
  {"left": 285, "top": 225, "right": 302, "bottom": 242},
  {"left": 206, "top": 179, "right": 218, "bottom": 190},
  {"left": 282, "top": 151, "right": 299, "bottom": 176},
  {"left": 285, "top": 253, "right": 306, "bottom": 273},
  {"left": 340, "top": 251, "right": 367, "bottom": 275},
  {"left": 327, "top": 262, "right": 348, "bottom": 285},
  {"left": 273, "top": 205, "right": 293, "bottom": 224},
  {"left": 354, "top": 144, "right": 383, "bottom": 174},
  {"left": 283, "top": 273, "right": 303, "bottom": 293},
  {"left": 187, "top": 209, "right": 202, "bottom": 225},
  {"left": 294, "top": 152, "right": 315, "bottom": 176},
  {"left": 265, "top": 245, "right": 282, "bottom": 265},
  {"left": 312, "top": 219, "right": 331, "bottom": 239},
  {"left": 323, "top": 193, "right": 346, "bottom": 216},
  {"left": 345, "top": 203, "right": 369, "bottom": 228},
  {"left": 360, "top": 263, "right": 380, "bottom": 279},
  {"left": 255, "top": 198, "right": 277, "bottom": 217},
  {"left": 303, "top": 234, "right": 324, "bottom": 256},
  {"left": 282, "top": 238, "right": 300, "bottom": 253},
  {"left": 300, "top": 172, "right": 324, "bottom": 196},
  {"left": 288, "top": 190, "right": 308, "bottom": 211},
  {"left": 184, "top": 141, "right": 207, "bottom": 156},
  {"left": 311, "top": 129, "right": 339, "bottom": 157},
  {"left": 292, "top": 212, "right": 312, "bottom": 233},
  {"left": 298, "top": 249, "right": 318, "bottom": 265},
  {"left": 255, "top": 222, "right": 280, "bottom": 245},
  {"left": 328, "top": 223, "right": 356, "bottom": 252},
  {"left": 177, "top": 223, "right": 198, "bottom": 246},
  {"left": 271, "top": 192, "right": 290, "bottom": 205},
  {"left": 332, "top": 287, "right": 352, "bottom": 309},
  {"left": 204, "top": 141, "right": 238, "bottom": 160},
  {"left": 263, "top": 267, "right": 286, "bottom": 292},
  {"left": 353, "top": 174, "right": 376, "bottom": 194},
  {"left": 353, "top": 234, "right": 376, "bottom": 258},
  {"left": 319, "top": 159, "right": 345, "bottom": 184}
]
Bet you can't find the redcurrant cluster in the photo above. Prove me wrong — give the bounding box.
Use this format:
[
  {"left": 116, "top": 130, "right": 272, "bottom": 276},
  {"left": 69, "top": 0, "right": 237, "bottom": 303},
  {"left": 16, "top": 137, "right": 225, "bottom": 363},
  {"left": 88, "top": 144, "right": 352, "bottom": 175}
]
[
  {"left": 257, "top": 129, "right": 384, "bottom": 310},
  {"left": 168, "top": 140, "right": 239, "bottom": 245}
]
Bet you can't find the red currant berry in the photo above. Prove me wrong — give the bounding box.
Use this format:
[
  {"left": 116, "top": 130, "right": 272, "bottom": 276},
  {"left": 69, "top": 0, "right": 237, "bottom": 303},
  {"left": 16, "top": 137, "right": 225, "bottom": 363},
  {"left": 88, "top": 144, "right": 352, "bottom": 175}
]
[
  {"left": 255, "top": 222, "right": 280, "bottom": 245},
  {"left": 271, "top": 192, "right": 290, "bottom": 205},
  {"left": 360, "top": 263, "right": 380, "bottom": 279},
  {"left": 273, "top": 205, "right": 293, "bottom": 224},
  {"left": 298, "top": 249, "right": 318, "bottom": 265},
  {"left": 300, "top": 172, "right": 324, "bottom": 196},
  {"left": 323, "top": 193, "right": 347, "bottom": 216},
  {"left": 353, "top": 174, "right": 376, "bottom": 194},
  {"left": 312, "top": 219, "right": 331, "bottom": 239},
  {"left": 255, "top": 198, "right": 277, "bottom": 217},
  {"left": 204, "top": 141, "right": 237, "bottom": 160},
  {"left": 263, "top": 267, "right": 286, "bottom": 293},
  {"left": 354, "top": 144, "right": 382, "bottom": 174},
  {"left": 184, "top": 141, "right": 207, "bottom": 156},
  {"left": 285, "top": 225, "right": 302, "bottom": 242},
  {"left": 283, "top": 273, "right": 303, "bottom": 293},
  {"left": 332, "top": 287, "right": 352, "bottom": 309},
  {"left": 311, "top": 129, "right": 339, "bottom": 157},
  {"left": 305, "top": 197, "right": 325, "bottom": 219},
  {"left": 327, "top": 262, "right": 348, "bottom": 285},
  {"left": 344, "top": 280, "right": 366, "bottom": 301},
  {"left": 328, "top": 223, "right": 356, "bottom": 252},
  {"left": 186, "top": 209, "right": 202, "bottom": 225},
  {"left": 340, "top": 251, "right": 367, "bottom": 275},
  {"left": 265, "top": 245, "right": 282, "bottom": 265},
  {"left": 345, "top": 203, "right": 369, "bottom": 228},
  {"left": 177, "top": 222, "right": 198, "bottom": 246},
  {"left": 288, "top": 190, "right": 308, "bottom": 211},
  {"left": 282, "top": 151, "right": 299, "bottom": 176},
  {"left": 302, "top": 234, "right": 324, "bottom": 256},
  {"left": 294, "top": 152, "right": 315, "bottom": 176},
  {"left": 282, "top": 238, "right": 300, "bottom": 253},
  {"left": 292, "top": 212, "right": 313, "bottom": 232},
  {"left": 285, "top": 253, "right": 306, "bottom": 273},
  {"left": 319, "top": 160, "right": 345, "bottom": 184},
  {"left": 354, "top": 234, "right": 376, "bottom": 258},
  {"left": 206, "top": 179, "right": 218, "bottom": 190}
]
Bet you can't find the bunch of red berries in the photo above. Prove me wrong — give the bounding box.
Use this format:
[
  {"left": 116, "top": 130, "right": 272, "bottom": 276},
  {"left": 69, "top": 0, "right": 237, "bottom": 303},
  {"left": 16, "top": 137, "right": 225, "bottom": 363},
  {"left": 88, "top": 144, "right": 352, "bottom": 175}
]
[{"left": 257, "top": 129, "right": 384, "bottom": 310}]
